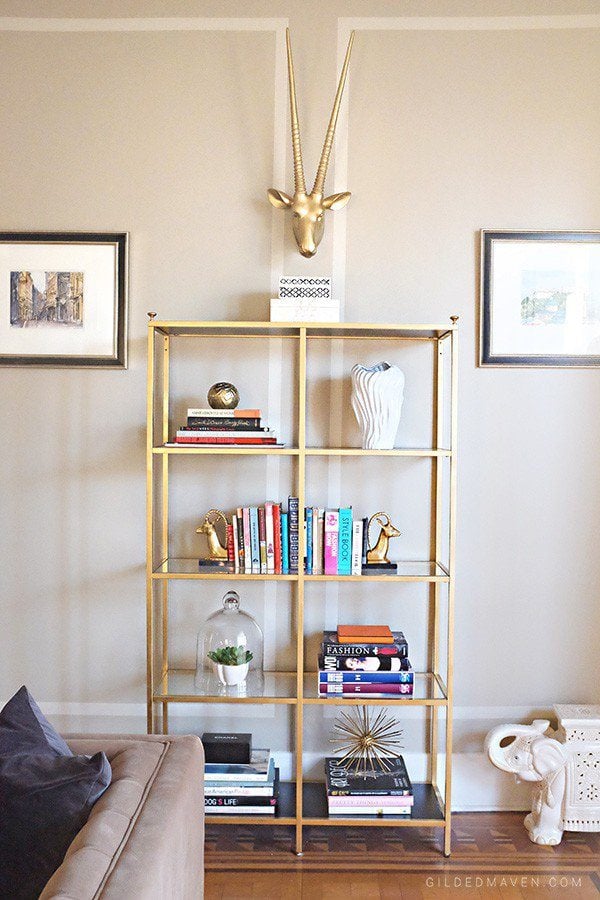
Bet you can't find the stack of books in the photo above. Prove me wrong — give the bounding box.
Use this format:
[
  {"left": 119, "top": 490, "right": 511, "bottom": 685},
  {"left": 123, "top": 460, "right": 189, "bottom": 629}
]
[
  {"left": 170, "top": 407, "right": 281, "bottom": 447},
  {"left": 318, "top": 626, "right": 414, "bottom": 697},
  {"left": 204, "top": 749, "right": 279, "bottom": 815},
  {"left": 325, "top": 756, "right": 414, "bottom": 816}
]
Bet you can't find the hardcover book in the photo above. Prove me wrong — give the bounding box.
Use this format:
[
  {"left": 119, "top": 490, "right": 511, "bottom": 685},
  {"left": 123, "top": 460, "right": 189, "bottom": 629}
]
[
  {"left": 324, "top": 510, "right": 339, "bottom": 575},
  {"left": 337, "top": 625, "right": 393, "bottom": 641},
  {"left": 186, "top": 417, "right": 262, "bottom": 429},
  {"left": 306, "top": 508, "right": 313, "bottom": 574},
  {"left": 242, "top": 508, "right": 251, "bottom": 575},
  {"left": 232, "top": 513, "right": 240, "bottom": 573},
  {"left": 318, "top": 654, "right": 411, "bottom": 672},
  {"left": 321, "top": 630, "right": 408, "bottom": 658},
  {"left": 273, "top": 503, "right": 282, "bottom": 575},
  {"left": 325, "top": 757, "right": 412, "bottom": 796},
  {"left": 249, "top": 507, "right": 260, "bottom": 574},
  {"left": 281, "top": 512, "right": 289, "bottom": 574},
  {"left": 258, "top": 507, "right": 267, "bottom": 574},
  {"left": 205, "top": 751, "right": 273, "bottom": 783},
  {"left": 288, "top": 497, "right": 299, "bottom": 574},
  {"left": 265, "top": 502, "right": 275, "bottom": 574},
  {"left": 351, "top": 519, "right": 363, "bottom": 575},
  {"left": 319, "top": 682, "right": 413, "bottom": 694},
  {"left": 337, "top": 508, "right": 353, "bottom": 575},
  {"left": 318, "top": 671, "right": 414, "bottom": 684},
  {"left": 187, "top": 408, "right": 261, "bottom": 418}
]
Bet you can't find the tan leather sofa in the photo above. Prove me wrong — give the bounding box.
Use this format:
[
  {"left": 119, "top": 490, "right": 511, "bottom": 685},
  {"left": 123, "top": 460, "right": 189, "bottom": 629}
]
[{"left": 39, "top": 734, "right": 204, "bottom": 899}]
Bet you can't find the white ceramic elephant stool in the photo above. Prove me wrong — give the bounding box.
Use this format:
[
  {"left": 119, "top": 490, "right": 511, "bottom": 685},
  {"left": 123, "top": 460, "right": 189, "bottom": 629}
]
[{"left": 486, "top": 705, "right": 600, "bottom": 846}]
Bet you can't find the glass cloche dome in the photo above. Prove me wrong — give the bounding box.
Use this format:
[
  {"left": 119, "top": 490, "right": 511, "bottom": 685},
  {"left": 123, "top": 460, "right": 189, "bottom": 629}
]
[{"left": 195, "top": 590, "right": 264, "bottom": 692}]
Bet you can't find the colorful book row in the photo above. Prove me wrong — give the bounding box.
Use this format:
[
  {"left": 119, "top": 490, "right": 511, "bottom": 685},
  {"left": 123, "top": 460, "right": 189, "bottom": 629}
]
[{"left": 226, "top": 500, "right": 299, "bottom": 575}]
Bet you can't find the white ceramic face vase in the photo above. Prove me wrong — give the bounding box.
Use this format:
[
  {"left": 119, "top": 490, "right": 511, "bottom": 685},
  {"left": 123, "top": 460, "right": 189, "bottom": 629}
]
[{"left": 351, "top": 362, "right": 405, "bottom": 450}]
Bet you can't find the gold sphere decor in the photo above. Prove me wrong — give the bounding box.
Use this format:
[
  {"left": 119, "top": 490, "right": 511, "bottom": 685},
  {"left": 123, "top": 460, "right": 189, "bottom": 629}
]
[
  {"left": 330, "top": 706, "right": 404, "bottom": 774},
  {"left": 207, "top": 382, "right": 239, "bottom": 410}
]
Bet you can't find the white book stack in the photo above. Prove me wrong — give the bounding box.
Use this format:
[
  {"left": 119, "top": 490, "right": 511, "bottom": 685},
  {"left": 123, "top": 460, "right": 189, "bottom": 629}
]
[{"left": 270, "top": 276, "right": 340, "bottom": 322}]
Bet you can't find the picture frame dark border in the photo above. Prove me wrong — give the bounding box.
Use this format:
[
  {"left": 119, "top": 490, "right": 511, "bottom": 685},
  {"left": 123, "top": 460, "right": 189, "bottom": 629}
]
[
  {"left": 480, "top": 230, "right": 600, "bottom": 368},
  {"left": 0, "top": 231, "right": 128, "bottom": 368}
]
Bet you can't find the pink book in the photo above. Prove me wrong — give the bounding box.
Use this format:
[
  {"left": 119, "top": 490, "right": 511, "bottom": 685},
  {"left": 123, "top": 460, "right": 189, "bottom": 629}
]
[
  {"left": 242, "top": 507, "right": 251, "bottom": 574},
  {"left": 328, "top": 795, "right": 413, "bottom": 807},
  {"left": 324, "top": 509, "right": 339, "bottom": 576},
  {"left": 265, "top": 502, "right": 275, "bottom": 574}
]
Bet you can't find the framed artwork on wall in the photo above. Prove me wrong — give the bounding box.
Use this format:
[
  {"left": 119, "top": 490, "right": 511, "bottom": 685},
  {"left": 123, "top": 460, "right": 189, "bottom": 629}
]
[
  {"left": 0, "top": 232, "right": 128, "bottom": 367},
  {"left": 480, "top": 230, "right": 600, "bottom": 367}
]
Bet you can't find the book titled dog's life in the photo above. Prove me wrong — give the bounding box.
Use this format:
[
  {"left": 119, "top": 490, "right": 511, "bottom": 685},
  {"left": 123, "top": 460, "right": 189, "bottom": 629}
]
[
  {"left": 321, "top": 630, "right": 408, "bottom": 658},
  {"left": 325, "top": 757, "right": 412, "bottom": 796}
]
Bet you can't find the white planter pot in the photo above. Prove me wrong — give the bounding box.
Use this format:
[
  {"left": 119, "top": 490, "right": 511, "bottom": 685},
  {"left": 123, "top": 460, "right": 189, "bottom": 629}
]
[
  {"left": 214, "top": 662, "right": 249, "bottom": 686},
  {"left": 351, "top": 362, "right": 405, "bottom": 450}
]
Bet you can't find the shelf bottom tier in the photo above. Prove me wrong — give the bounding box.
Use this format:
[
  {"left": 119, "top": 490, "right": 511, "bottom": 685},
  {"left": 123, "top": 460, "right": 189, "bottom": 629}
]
[{"left": 204, "top": 782, "right": 445, "bottom": 828}]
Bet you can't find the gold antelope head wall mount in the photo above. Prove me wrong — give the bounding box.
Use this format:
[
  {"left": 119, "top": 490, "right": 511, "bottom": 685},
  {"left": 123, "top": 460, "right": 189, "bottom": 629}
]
[{"left": 268, "top": 28, "right": 355, "bottom": 258}]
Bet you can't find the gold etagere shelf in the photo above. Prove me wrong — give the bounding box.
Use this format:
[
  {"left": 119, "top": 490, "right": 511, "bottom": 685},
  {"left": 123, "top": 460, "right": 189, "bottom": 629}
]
[{"left": 146, "top": 319, "right": 457, "bottom": 855}]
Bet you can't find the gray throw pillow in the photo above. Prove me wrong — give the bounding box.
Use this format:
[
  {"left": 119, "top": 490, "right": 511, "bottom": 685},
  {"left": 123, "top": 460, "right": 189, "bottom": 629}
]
[{"left": 0, "top": 686, "right": 111, "bottom": 900}]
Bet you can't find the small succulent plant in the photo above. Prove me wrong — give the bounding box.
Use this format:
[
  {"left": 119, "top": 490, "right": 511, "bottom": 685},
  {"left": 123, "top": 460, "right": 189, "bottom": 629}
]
[{"left": 207, "top": 646, "right": 253, "bottom": 666}]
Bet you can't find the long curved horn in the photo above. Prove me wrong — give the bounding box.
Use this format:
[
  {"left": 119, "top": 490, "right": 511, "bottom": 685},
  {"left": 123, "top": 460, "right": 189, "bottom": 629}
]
[
  {"left": 313, "top": 30, "right": 355, "bottom": 195},
  {"left": 286, "top": 29, "right": 306, "bottom": 194}
]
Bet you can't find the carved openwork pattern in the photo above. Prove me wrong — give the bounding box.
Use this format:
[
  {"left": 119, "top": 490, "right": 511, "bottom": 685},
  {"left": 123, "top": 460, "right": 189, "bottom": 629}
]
[{"left": 575, "top": 752, "right": 600, "bottom": 803}]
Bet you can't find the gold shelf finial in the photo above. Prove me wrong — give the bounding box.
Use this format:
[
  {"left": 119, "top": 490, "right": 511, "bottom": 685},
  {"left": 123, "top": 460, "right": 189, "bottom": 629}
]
[
  {"left": 450, "top": 315, "right": 459, "bottom": 324},
  {"left": 147, "top": 311, "right": 157, "bottom": 321}
]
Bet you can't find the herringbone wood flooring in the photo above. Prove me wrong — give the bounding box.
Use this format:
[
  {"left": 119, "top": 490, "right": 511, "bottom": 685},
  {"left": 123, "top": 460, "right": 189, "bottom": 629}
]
[{"left": 205, "top": 813, "right": 600, "bottom": 898}]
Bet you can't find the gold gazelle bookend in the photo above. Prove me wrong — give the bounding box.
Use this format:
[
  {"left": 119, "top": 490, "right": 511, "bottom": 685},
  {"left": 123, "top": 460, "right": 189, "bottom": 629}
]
[{"left": 268, "top": 29, "right": 355, "bottom": 258}]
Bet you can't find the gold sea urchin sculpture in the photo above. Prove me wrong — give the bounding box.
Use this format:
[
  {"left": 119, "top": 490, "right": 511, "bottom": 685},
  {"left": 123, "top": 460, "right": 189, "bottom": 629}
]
[{"left": 330, "top": 706, "right": 404, "bottom": 774}]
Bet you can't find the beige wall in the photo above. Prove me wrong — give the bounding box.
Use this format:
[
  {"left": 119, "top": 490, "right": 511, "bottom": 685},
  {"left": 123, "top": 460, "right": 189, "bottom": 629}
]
[{"left": 1, "top": 0, "right": 600, "bottom": 808}]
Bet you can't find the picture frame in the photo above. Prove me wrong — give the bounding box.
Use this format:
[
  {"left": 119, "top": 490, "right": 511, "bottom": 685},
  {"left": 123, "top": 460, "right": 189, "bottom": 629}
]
[
  {"left": 0, "top": 232, "right": 128, "bottom": 367},
  {"left": 480, "top": 230, "right": 600, "bottom": 367}
]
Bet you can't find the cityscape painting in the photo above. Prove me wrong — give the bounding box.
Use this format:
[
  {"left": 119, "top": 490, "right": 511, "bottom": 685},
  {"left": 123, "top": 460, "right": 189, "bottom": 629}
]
[{"left": 10, "top": 270, "right": 84, "bottom": 327}]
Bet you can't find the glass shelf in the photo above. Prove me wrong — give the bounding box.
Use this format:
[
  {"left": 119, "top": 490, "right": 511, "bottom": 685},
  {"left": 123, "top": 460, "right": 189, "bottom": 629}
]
[
  {"left": 153, "top": 669, "right": 297, "bottom": 703},
  {"left": 301, "top": 782, "right": 444, "bottom": 826},
  {"left": 304, "top": 561, "right": 450, "bottom": 582},
  {"left": 153, "top": 446, "right": 298, "bottom": 456},
  {"left": 305, "top": 448, "right": 452, "bottom": 457},
  {"left": 152, "top": 559, "right": 449, "bottom": 582},
  {"left": 152, "top": 559, "right": 298, "bottom": 580},
  {"left": 302, "top": 673, "right": 447, "bottom": 706}
]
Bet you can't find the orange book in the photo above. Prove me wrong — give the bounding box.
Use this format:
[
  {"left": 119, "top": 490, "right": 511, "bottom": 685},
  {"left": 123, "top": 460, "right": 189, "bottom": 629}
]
[{"left": 337, "top": 625, "right": 394, "bottom": 644}]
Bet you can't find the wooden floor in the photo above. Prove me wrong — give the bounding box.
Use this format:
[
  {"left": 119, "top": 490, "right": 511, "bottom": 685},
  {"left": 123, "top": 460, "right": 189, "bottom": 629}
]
[{"left": 205, "top": 814, "right": 600, "bottom": 898}]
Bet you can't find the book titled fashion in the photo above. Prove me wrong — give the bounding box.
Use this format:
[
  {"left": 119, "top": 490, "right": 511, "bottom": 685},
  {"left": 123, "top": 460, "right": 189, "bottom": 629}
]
[
  {"left": 321, "top": 630, "right": 408, "bottom": 658},
  {"left": 325, "top": 757, "right": 412, "bottom": 796}
]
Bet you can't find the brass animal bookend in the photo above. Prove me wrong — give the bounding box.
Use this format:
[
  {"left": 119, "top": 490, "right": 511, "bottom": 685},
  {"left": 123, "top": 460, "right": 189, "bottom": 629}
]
[
  {"left": 196, "top": 509, "right": 228, "bottom": 560},
  {"left": 268, "top": 28, "right": 354, "bottom": 258},
  {"left": 366, "top": 512, "right": 401, "bottom": 565}
]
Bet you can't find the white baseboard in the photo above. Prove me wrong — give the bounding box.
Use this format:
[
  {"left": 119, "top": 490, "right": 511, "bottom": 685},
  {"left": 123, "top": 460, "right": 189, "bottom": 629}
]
[{"left": 20, "top": 697, "right": 533, "bottom": 813}]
